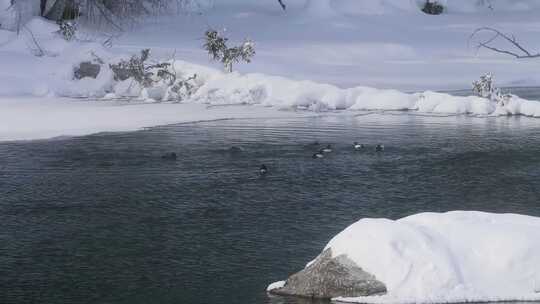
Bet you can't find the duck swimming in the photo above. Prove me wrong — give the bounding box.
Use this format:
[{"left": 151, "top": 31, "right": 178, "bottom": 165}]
[
  {"left": 353, "top": 142, "right": 364, "bottom": 150},
  {"left": 375, "top": 144, "right": 385, "bottom": 152},
  {"left": 313, "top": 150, "right": 324, "bottom": 159},
  {"left": 228, "top": 146, "right": 243, "bottom": 153},
  {"left": 259, "top": 164, "right": 268, "bottom": 175},
  {"left": 322, "top": 145, "right": 333, "bottom": 153},
  {"left": 161, "top": 152, "right": 178, "bottom": 160}
]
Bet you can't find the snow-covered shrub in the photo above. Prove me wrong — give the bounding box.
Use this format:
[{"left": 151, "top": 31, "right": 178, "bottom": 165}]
[
  {"left": 110, "top": 49, "right": 164, "bottom": 87},
  {"left": 472, "top": 74, "right": 493, "bottom": 98},
  {"left": 203, "top": 29, "right": 255, "bottom": 73},
  {"left": 109, "top": 49, "right": 199, "bottom": 101},
  {"left": 472, "top": 73, "right": 510, "bottom": 106},
  {"left": 166, "top": 74, "right": 198, "bottom": 101},
  {"left": 422, "top": 1, "right": 444, "bottom": 15},
  {"left": 56, "top": 20, "right": 77, "bottom": 41}
]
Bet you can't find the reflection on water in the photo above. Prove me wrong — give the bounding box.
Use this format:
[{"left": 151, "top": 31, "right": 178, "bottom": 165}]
[{"left": 1, "top": 113, "right": 540, "bottom": 304}]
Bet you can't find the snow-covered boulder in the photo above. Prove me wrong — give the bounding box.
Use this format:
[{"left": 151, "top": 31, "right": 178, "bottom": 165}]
[
  {"left": 268, "top": 211, "right": 540, "bottom": 304},
  {"left": 269, "top": 248, "right": 387, "bottom": 299},
  {"left": 74, "top": 62, "right": 101, "bottom": 79}
]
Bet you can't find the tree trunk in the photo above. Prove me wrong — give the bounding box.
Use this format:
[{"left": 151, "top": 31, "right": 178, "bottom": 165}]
[
  {"left": 43, "top": 0, "right": 78, "bottom": 21},
  {"left": 40, "top": 0, "right": 47, "bottom": 16}
]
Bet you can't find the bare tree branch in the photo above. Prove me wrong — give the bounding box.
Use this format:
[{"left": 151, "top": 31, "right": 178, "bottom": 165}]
[
  {"left": 278, "top": 0, "right": 286, "bottom": 10},
  {"left": 470, "top": 27, "right": 540, "bottom": 59},
  {"left": 24, "top": 25, "right": 45, "bottom": 57},
  {"left": 86, "top": 0, "right": 123, "bottom": 31}
]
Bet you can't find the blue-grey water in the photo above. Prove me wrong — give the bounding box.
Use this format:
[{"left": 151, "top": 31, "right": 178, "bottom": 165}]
[{"left": 1, "top": 111, "right": 540, "bottom": 304}]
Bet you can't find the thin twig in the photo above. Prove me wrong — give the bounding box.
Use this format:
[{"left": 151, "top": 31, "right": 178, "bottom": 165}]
[
  {"left": 88, "top": 0, "right": 123, "bottom": 31},
  {"left": 24, "top": 25, "right": 45, "bottom": 57},
  {"left": 470, "top": 27, "right": 540, "bottom": 59}
]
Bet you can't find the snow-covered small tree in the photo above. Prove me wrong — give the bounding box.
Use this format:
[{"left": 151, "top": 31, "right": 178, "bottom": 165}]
[
  {"left": 110, "top": 49, "right": 169, "bottom": 87},
  {"left": 472, "top": 73, "right": 510, "bottom": 106},
  {"left": 203, "top": 29, "right": 255, "bottom": 73},
  {"left": 422, "top": 0, "right": 444, "bottom": 15},
  {"left": 56, "top": 19, "right": 77, "bottom": 41},
  {"left": 108, "top": 48, "right": 199, "bottom": 101},
  {"left": 472, "top": 73, "right": 493, "bottom": 98}
]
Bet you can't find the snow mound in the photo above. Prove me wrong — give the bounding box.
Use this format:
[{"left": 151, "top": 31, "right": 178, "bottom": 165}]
[
  {"left": 174, "top": 61, "right": 540, "bottom": 117},
  {"left": 274, "top": 211, "right": 540, "bottom": 304},
  {"left": 0, "top": 18, "right": 112, "bottom": 96}
]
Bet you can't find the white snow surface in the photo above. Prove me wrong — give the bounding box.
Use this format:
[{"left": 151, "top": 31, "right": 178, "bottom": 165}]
[
  {"left": 3, "top": 3, "right": 540, "bottom": 140},
  {"left": 114, "top": 0, "right": 540, "bottom": 91},
  {"left": 4, "top": 0, "right": 540, "bottom": 92},
  {"left": 1, "top": 17, "right": 540, "bottom": 141},
  {"left": 266, "top": 280, "right": 286, "bottom": 292},
  {"left": 269, "top": 211, "right": 540, "bottom": 304},
  {"left": 0, "top": 97, "right": 318, "bottom": 142}
]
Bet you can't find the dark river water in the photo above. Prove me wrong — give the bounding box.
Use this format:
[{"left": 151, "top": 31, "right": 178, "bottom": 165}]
[{"left": 2, "top": 111, "right": 540, "bottom": 304}]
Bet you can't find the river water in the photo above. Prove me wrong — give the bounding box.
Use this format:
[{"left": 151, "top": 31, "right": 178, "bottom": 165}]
[{"left": 2, "top": 110, "right": 540, "bottom": 304}]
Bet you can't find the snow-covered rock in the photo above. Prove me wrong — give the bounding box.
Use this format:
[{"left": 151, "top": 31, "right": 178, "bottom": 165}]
[
  {"left": 269, "top": 248, "right": 387, "bottom": 299},
  {"left": 268, "top": 211, "right": 540, "bottom": 304}
]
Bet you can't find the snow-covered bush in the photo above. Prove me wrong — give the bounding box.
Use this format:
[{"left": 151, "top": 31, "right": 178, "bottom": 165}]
[
  {"left": 110, "top": 49, "right": 166, "bottom": 87},
  {"left": 109, "top": 49, "right": 198, "bottom": 101},
  {"left": 56, "top": 20, "right": 77, "bottom": 41},
  {"left": 203, "top": 29, "right": 255, "bottom": 73},
  {"left": 472, "top": 73, "right": 510, "bottom": 105},
  {"left": 166, "top": 74, "right": 198, "bottom": 101},
  {"left": 421, "top": 0, "right": 444, "bottom": 15}
]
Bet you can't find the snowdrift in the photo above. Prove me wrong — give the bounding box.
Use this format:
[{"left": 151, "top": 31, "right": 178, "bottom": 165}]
[
  {"left": 1, "top": 18, "right": 540, "bottom": 118},
  {"left": 208, "top": 0, "right": 540, "bottom": 15},
  {"left": 51, "top": 55, "right": 540, "bottom": 117},
  {"left": 269, "top": 211, "right": 540, "bottom": 304},
  {"left": 180, "top": 65, "right": 540, "bottom": 117}
]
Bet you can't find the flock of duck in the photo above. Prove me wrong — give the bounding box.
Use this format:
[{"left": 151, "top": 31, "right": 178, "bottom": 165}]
[
  {"left": 312, "top": 142, "right": 384, "bottom": 159},
  {"left": 260, "top": 142, "right": 385, "bottom": 175},
  {"left": 160, "top": 142, "right": 385, "bottom": 175}
]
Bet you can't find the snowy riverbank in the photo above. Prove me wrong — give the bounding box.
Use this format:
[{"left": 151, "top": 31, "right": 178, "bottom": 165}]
[
  {"left": 2, "top": 40, "right": 540, "bottom": 142},
  {"left": 3, "top": 2, "right": 540, "bottom": 141},
  {"left": 5, "top": 2, "right": 540, "bottom": 93},
  {"left": 0, "top": 97, "right": 319, "bottom": 142},
  {"left": 269, "top": 211, "right": 540, "bottom": 304},
  {"left": 2, "top": 48, "right": 540, "bottom": 141}
]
